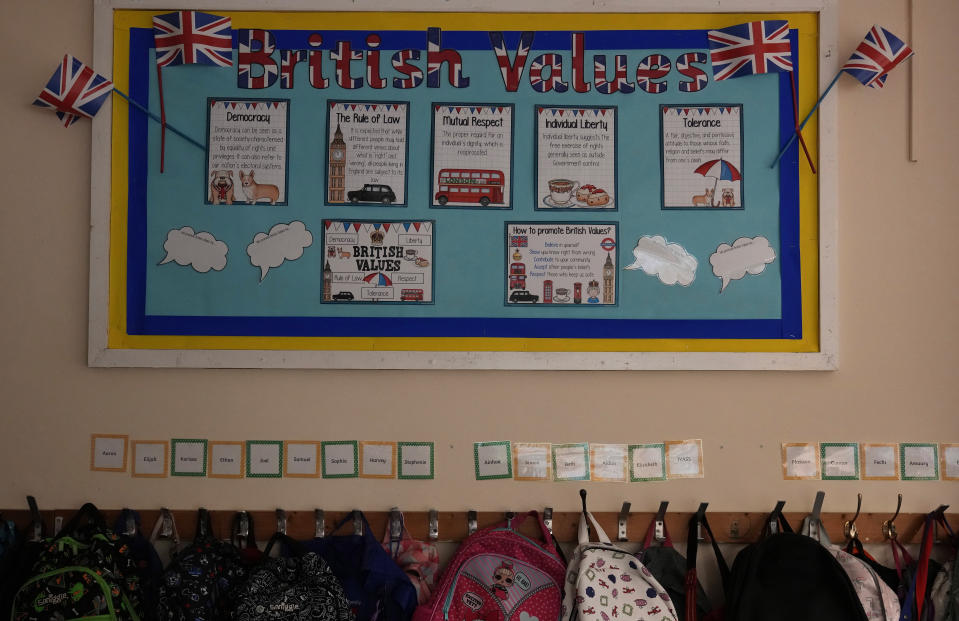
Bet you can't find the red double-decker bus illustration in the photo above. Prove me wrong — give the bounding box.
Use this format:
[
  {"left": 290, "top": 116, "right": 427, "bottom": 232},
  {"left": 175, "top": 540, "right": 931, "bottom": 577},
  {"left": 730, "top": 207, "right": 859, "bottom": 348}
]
[
  {"left": 435, "top": 169, "right": 505, "bottom": 206},
  {"left": 509, "top": 262, "right": 527, "bottom": 290},
  {"left": 400, "top": 288, "right": 424, "bottom": 301}
]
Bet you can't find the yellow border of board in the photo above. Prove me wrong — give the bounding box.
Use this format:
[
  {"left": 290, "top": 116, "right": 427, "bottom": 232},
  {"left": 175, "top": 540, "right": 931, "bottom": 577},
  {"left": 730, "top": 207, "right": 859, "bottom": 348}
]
[{"left": 109, "top": 11, "right": 819, "bottom": 353}]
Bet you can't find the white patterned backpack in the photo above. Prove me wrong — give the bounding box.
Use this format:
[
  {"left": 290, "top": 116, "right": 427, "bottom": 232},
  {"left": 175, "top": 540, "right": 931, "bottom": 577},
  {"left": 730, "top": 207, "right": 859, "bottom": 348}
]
[{"left": 562, "top": 509, "right": 679, "bottom": 621}]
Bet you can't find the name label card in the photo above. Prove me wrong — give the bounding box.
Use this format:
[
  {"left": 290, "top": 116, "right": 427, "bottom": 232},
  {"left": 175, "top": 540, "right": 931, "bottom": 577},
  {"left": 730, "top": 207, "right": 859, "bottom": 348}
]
[
  {"left": 590, "top": 444, "right": 627, "bottom": 482},
  {"left": 398, "top": 442, "right": 434, "bottom": 479},
  {"left": 132, "top": 441, "right": 168, "bottom": 477},
  {"left": 901, "top": 443, "right": 939, "bottom": 480},
  {"left": 322, "top": 441, "right": 358, "bottom": 478},
  {"left": 821, "top": 443, "right": 859, "bottom": 480},
  {"left": 91, "top": 434, "right": 128, "bottom": 472},
  {"left": 474, "top": 442, "right": 512, "bottom": 480},
  {"left": 665, "top": 439, "right": 704, "bottom": 479},
  {"left": 284, "top": 441, "right": 320, "bottom": 477},
  {"left": 862, "top": 443, "right": 899, "bottom": 480},
  {"left": 553, "top": 443, "right": 590, "bottom": 481},
  {"left": 171, "top": 439, "right": 207, "bottom": 476},
  {"left": 513, "top": 443, "right": 551, "bottom": 481},
  {"left": 782, "top": 442, "right": 819, "bottom": 480},
  {"left": 630, "top": 443, "right": 666, "bottom": 482},
  {"left": 942, "top": 444, "right": 959, "bottom": 481},
  {"left": 360, "top": 441, "right": 397, "bottom": 479},
  {"left": 247, "top": 441, "right": 283, "bottom": 478},
  {"left": 209, "top": 442, "right": 244, "bottom": 478}
]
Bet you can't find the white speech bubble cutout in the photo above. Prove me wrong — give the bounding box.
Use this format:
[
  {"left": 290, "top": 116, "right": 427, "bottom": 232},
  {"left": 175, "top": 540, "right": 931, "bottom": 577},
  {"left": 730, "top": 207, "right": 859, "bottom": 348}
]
[
  {"left": 159, "top": 227, "right": 228, "bottom": 273},
  {"left": 624, "top": 235, "right": 697, "bottom": 286},
  {"left": 710, "top": 236, "right": 777, "bottom": 293},
  {"left": 247, "top": 220, "right": 313, "bottom": 281}
]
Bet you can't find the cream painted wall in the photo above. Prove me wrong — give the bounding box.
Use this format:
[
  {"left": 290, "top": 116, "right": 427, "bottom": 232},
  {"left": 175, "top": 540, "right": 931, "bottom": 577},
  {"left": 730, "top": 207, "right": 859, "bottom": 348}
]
[{"left": 0, "top": 1, "right": 956, "bottom": 517}]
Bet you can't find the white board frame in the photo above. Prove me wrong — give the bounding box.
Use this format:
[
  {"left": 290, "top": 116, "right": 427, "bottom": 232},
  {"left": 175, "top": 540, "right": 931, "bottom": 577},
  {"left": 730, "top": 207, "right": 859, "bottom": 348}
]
[{"left": 89, "top": 0, "right": 839, "bottom": 370}]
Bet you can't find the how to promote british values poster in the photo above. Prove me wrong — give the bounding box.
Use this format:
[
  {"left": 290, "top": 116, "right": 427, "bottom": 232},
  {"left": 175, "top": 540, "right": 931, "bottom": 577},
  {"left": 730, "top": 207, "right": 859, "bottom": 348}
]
[
  {"left": 536, "top": 105, "right": 617, "bottom": 210},
  {"left": 661, "top": 104, "right": 743, "bottom": 210},
  {"left": 326, "top": 101, "right": 409, "bottom": 206},
  {"left": 506, "top": 223, "right": 617, "bottom": 306},
  {"left": 431, "top": 104, "right": 513, "bottom": 209},
  {"left": 322, "top": 220, "right": 433, "bottom": 304},
  {"left": 206, "top": 99, "right": 289, "bottom": 205}
]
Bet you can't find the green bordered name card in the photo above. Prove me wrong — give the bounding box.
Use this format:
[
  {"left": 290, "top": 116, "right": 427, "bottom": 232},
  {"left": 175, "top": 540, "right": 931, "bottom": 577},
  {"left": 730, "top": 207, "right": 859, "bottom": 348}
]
[
  {"left": 900, "top": 443, "right": 939, "bottom": 481},
  {"left": 246, "top": 440, "right": 283, "bottom": 478},
  {"left": 398, "top": 442, "right": 434, "bottom": 480},
  {"left": 322, "top": 440, "right": 358, "bottom": 478},
  {"left": 171, "top": 438, "right": 207, "bottom": 477},
  {"left": 821, "top": 442, "right": 860, "bottom": 480},
  {"left": 629, "top": 443, "right": 666, "bottom": 482},
  {"left": 474, "top": 441, "right": 512, "bottom": 480},
  {"left": 552, "top": 443, "right": 590, "bottom": 482}
]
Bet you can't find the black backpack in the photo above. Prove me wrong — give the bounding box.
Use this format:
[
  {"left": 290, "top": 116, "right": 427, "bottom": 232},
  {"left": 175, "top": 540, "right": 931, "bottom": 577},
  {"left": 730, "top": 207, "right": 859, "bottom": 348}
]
[
  {"left": 725, "top": 501, "right": 868, "bottom": 621},
  {"left": 232, "top": 532, "right": 354, "bottom": 621},
  {"left": 113, "top": 508, "right": 164, "bottom": 621}
]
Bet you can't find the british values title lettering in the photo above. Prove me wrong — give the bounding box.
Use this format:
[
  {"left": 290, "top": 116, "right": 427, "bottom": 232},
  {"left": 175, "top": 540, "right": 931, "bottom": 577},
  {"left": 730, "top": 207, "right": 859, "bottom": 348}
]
[{"left": 236, "top": 29, "right": 711, "bottom": 94}]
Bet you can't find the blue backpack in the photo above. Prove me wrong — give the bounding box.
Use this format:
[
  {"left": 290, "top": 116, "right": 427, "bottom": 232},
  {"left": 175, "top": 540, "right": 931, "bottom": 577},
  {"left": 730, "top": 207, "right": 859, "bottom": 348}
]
[{"left": 302, "top": 511, "right": 417, "bottom": 621}]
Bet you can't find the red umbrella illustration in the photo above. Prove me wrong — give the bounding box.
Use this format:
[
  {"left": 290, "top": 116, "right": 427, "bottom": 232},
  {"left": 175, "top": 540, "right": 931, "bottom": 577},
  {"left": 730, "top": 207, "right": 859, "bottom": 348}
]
[
  {"left": 694, "top": 159, "right": 741, "bottom": 206},
  {"left": 363, "top": 272, "right": 392, "bottom": 286}
]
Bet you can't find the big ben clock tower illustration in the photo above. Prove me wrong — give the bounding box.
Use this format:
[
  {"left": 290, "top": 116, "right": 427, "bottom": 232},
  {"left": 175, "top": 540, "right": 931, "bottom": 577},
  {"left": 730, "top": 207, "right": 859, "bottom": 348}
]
[
  {"left": 603, "top": 252, "right": 615, "bottom": 304},
  {"left": 328, "top": 123, "right": 346, "bottom": 202}
]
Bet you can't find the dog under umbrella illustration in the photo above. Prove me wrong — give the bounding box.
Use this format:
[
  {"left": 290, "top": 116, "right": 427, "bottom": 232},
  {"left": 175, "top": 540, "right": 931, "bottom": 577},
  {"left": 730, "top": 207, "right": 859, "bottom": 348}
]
[{"left": 693, "top": 158, "right": 741, "bottom": 206}]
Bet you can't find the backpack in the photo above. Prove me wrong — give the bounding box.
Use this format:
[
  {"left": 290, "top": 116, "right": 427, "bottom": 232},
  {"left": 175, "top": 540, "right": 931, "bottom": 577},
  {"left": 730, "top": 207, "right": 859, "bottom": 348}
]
[
  {"left": 302, "top": 511, "right": 417, "bottom": 621},
  {"left": 725, "top": 501, "right": 869, "bottom": 621},
  {"left": 414, "top": 510, "right": 565, "bottom": 621},
  {"left": 638, "top": 509, "right": 708, "bottom": 620},
  {"left": 685, "top": 504, "right": 730, "bottom": 621},
  {"left": 113, "top": 509, "right": 164, "bottom": 620},
  {"left": 11, "top": 503, "right": 145, "bottom": 621},
  {"left": 798, "top": 492, "right": 899, "bottom": 621},
  {"left": 927, "top": 509, "right": 957, "bottom": 621},
  {"left": 563, "top": 510, "right": 679, "bottom": 621},
  {"left": 901, "top": 509, "right": 951, "bottom": 621},
  {"left": 381, "top": 510, "right": 440, "bottom": 605},
  {"left": 156, "top": 509, "right": 250, "bottom": 621},
  {"left": 232, "top": 533, "right": 354, "bottom": 621}
]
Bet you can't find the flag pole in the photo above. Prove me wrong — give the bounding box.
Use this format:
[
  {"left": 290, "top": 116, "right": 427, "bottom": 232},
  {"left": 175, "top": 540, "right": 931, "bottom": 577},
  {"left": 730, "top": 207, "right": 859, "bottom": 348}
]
[
  {"left": 112, "top": 87, "right": 206, "bottom": 152},
  {"left": 789, "top": 71, "right": 816, "bottom": 173},
  {"left": 770, "top": 69, "right": 843, "bottom": 168}
]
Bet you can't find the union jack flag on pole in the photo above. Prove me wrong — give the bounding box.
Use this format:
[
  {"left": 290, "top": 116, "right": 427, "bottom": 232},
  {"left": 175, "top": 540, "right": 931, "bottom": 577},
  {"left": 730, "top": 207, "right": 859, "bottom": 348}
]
[
  {"left": 153, "top": 11, "right": 233, "bottom": 67},
  {"left": 33, "top": 55, "right": 113, "bottom": 127},
  {"left": 841, "top": 25, "right": 913, "bottom": 89},
  {"left": 708, "top": 20, "right": 792, "bottom": 80}
]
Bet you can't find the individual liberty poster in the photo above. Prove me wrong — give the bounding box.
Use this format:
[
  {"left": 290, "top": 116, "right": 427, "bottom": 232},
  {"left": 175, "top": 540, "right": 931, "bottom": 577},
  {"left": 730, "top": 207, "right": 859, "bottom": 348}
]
[
  {"left": 661, "top": 104, "right": 743, "bottom": 209},
  {"left": 326, "top": 101, "right": 409, "bottom": 206},
  {"left": 206, "top": 99, "right": 289, "bottom": 205},
  {"left": 505, "top": 222, "right": 617, "bottom": 306},
  {"left": 536, "top": 105, "right": 616, "bottom": 210},
  {"left": 322, "top": 220, "right": 433, "bottom": 304},
  {"left": 430, "top": 104, "right": 513, "bottom": 209}
]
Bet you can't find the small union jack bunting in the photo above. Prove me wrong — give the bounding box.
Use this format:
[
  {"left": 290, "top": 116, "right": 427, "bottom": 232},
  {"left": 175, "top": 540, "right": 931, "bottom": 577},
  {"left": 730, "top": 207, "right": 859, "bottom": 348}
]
[
  {"left": 33, "top": 55, "right": 113, "bottom": 127},
  {"left": 708, "top": 20, "right": 792, "bottom": 80},
  {"left": 153, "top": 10, "right": 232, "bottom": 67},
  {"left": 841, "top": 25, "right": 913, "bottom": 89}
]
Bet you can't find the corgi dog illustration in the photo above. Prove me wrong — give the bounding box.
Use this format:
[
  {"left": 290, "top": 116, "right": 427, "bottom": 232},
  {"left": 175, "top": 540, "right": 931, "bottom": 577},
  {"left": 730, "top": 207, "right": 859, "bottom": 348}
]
[
  {"left": 239, "top": 170, "right": 280, "bottom": 204},
  {"left": 691, "top": 188, "right": 714, "bottom": 207}
]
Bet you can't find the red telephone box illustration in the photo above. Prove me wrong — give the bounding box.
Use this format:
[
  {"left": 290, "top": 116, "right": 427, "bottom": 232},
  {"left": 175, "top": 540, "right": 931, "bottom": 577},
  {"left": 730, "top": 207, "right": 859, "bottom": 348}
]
[
  {"left": 574, "top": 282, "right": 582, "bottom": 304},
  {"left": 543, "top": 280, "right": 553, "bottom": 303}
]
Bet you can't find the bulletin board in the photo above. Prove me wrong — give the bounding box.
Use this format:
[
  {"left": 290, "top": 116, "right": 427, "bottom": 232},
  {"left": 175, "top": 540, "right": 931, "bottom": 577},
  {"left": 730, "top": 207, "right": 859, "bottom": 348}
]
[{"left": 88, "top": 1, "right": 838, "bottom": 370}]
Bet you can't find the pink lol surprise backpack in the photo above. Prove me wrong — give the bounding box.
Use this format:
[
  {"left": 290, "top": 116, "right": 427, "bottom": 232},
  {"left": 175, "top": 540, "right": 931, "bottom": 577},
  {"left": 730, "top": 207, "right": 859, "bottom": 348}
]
[{"left": 413, "top": 510, "right": 565, "bottom": 621}]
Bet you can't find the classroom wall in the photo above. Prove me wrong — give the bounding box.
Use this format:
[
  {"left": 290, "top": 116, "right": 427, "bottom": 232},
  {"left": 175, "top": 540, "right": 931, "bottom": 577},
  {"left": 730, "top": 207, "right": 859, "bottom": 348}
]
[{"left": 0, "top": 0, "right": 956, "bottom": 518}]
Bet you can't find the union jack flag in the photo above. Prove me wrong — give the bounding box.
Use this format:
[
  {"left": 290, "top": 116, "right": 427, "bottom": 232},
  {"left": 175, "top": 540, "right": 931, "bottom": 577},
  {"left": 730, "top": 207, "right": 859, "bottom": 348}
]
[
  {"left": 708, "top": 20, "right": 792, "bottom": 80},
  {"left": 510, "top": 235, "right": 528, "bottom": 247},
  {"left": 842, "top": 25, "right": 913, "bottom": 89},
  {"left": 153, "top": 11, "right": 232, "bottom": 67},
  {"left": 33, "top": 55, "right": 113, "bottom": 127}
]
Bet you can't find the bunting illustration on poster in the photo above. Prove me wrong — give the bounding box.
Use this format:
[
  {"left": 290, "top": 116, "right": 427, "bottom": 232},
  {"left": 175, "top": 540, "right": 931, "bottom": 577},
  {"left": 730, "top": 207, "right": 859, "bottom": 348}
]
[
  {"left": 159, "top": 227, "right": 229, "bottom": 274},
  {"left": 207, "top": 99, "right": 289, "bottom": 205},
  {"left": 536, "top": 106, "right": 616, "bottom": 210},
  {"left": 661, "top": 105, "right": 743, "bottom": 209},
  {"left": 431, "top": 104, "right": 513, "bottom": 209},
  {"left": 246, "top": 221, "right": 312, "bottom": 282},
  {"left": 505, "top": 223, "right": 617, "bottom": 305},
  {"left": 709, "top": 236, "right": 777, "bottom": 293},
  {"left": 326, "top": 101, "right": 409, "bottom": 205},
  {"left": 322, "top": 221, "right": 434, "bottom": 304}
]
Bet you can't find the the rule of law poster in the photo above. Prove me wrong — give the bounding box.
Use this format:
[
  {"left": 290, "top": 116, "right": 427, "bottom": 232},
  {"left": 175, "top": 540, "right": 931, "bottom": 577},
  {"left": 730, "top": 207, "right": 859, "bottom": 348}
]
[
  {"left": 505, "top": 222, "right": 618, "bottom": 306},
  {"left": 321, "top": 220, "right": 433, "bottom": 304},
  {"left": 535, "top": 105, "right": 617, "bottom": 210},
  {"left": 206, "top": 98, "right": 290, "bottom": 205},
  {"left": 325, "top": 101, "right": 409, "bottom": 206},
  {"left": 661, "top": 104, "right": 744, "bottom": 209},
  {"left": 430, "top": 103, "right": 513, "bottom": 209}
]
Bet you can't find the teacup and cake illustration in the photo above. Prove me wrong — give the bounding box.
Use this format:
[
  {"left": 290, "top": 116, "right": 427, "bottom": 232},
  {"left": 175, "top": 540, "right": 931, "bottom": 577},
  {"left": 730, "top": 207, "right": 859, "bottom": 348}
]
[{"left": 543, "top": 178, "right": 612, "bottom": 208}]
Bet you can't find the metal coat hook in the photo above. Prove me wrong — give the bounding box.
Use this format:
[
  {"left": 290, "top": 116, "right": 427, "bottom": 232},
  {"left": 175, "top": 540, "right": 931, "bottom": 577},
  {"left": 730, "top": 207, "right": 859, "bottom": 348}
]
[
  {"left": 843, "top": 493, "right": 863, "bottom": 540},
  {"left": 505, "top": 511, "right": 516, "bottom": 523},
  {"left": 882, "top": 493, "right": 903, "bottom": 540},
  {"left": 618, "top": 502, "right": 631, "bottom": 542},
  {"left": 275, "top": 509, "right": 286, "bottom": 535},
  {"left": 655, "top": 501, "right": 669, "bottom": 542},
  {"left": 352, "top": 510, "right": 363, "bottom": 536},
  {"left": 389, "top": 507, "right": 403, "bottom": 540},
  {"left": 696, "top": 502, "right": 708, "bottom": 541},
  {"left": 160, "top": 508, "right": 174, "bottom": 538},
  {"left": 467, "top": 510, "right": 477, "bottom": 536},
  {"left": 543, "top": 508, "right": 553, "bottom": 535},
  {"left": 579, "top": 489, "right": 590, "bottom": 537},
  {"left": 808, "top": 491, "right": 825, "bottom": 541},
  {"left": 124, "top": 510, "right": 137, "bottom": 537},
  {"left": 27, "top": 496, "right": 43, "bottom": 542},
  {"left": 428, "top": 509, "right": 439, "bottom": 541},
  {"left": 198, "top": 508, "right": 209, "bottom": 538},
  {"left": 237, "top": 511, "right": 250, "bottom": 540},
  {"left": 314, "top": 509, "right": 325, "bottom": 538},
  {"left": 769, "top": 501, "right": 786, "bottom": 534}
]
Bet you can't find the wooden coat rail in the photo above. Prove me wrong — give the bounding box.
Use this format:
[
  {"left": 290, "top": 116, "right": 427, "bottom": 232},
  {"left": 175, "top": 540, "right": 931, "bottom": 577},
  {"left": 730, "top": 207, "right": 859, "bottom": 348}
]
[{"left": 2, "top": 509, "right": 955, "bottom": 545}]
